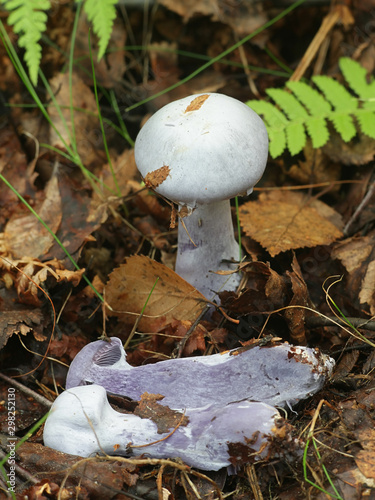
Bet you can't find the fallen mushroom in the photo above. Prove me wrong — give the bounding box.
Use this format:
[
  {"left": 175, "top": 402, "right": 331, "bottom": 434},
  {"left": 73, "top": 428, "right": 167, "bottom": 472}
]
[
  {"left": 44, "top": 384, "right": 296, "bottom": 470},
  {"left": 134, "top": 93, "right": 268, "bottom": 300},
  {"left": 66, "top": 337, "right": 334, "bottom": 409}
]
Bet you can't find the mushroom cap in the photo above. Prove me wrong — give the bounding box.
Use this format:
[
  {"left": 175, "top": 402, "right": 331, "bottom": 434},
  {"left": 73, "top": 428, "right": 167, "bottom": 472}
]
[{"left": 134, "top": 93, "right": 268, "bottom": 208}]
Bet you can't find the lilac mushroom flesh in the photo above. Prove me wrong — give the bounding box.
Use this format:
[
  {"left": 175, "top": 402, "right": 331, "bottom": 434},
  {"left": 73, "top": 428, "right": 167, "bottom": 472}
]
[
  {"left": 66, "top": 337, "right": 335, "bottom": 410},
  {"left": 134, "top": 93, "right": 268, "bottom": 300},
  {"left": 44, "top": 338, "right": 334, "bottom": 470},
  {"left": 44, "top": 385, "right": 290, "bottom": 470}
]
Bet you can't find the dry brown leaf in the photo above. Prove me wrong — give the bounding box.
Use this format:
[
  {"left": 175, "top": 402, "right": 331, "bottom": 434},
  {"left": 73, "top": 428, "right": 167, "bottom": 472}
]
[
  {"left": 47, "top": 73, "right": 100, "bottom": 168},
  {"left": 0, "top": 128, "right": 33, "bottom": 226},
  {"left": 322, "top": 130, "right": 375, "bottom": 165},
  {"left": 134, "top": 393, "right": 188, "bottom": 434},
  {"left": 3, "top": 176, "right": 62, "bottom": 259},
  {"left": 287, "top": 144, "right": 341, "bottom": 187},
  {"left": 16, "top": 442, "right": 137, "bottom": 496},
  {"left": 332, "top": 231, "right": 375, "bottom": 315},
  {"left": 71, "top": 13, "right": 127, "bottom": 88},
  {"left": 144, "top": 165, "right": 171, "bottom": 189},
  {"left": 158, "top": 0, "right": 267, "bottom": 36},
  {"left": 355, "top": 430, "right": 375, "bottom": 480},
  {"left": 355, "top": 450, "right": 375, "bottom": 480},
  {"left": 239, "top": 191, "right": 343, "bottom": 257},
  {"left": 0, "top": 306, "right": 44, "bottom": 351},
  {"left": 44, "top": 175, "right": 108, "bottom": 261},
  {"left": 184, "top": 94, "right": 209, "bottom": 112},
  {"left": 91, "top": 149, "right": 137, "bottom": 209},
  {"left": 285, "top": 255, "right": 311, "bottom": 345},
  {"left": 105, "top": 255, "right": 206, "bottom": 331},
  {"left": 12, "top": 258, "right": 85, "bottom": 305},
  {"left": 220, "top": 261, "right": 287, "bottom": 315}
]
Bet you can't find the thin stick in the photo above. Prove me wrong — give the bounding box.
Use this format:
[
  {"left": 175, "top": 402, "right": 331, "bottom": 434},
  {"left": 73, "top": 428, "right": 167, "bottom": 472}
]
[
  {"left": 289, "top": 7, "right": 341, "bottom": 81},
  {"left": 0, "top": 373, "right": 52, "bottom": 408}
]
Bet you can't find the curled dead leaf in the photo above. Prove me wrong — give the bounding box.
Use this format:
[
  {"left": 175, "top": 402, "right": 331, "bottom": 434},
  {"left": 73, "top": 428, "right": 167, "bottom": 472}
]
[
  {"left": 105, "top": 255, "right": 206, "bottom": 331},
  {"left": 332, "top": 230, "right": 375, "bottom": 315},
  {"left": 144, "top": 165, "right": 171, "bottom": 189},
  {"left": 4, "top": 176, "right": 62, "bottom": 259}
]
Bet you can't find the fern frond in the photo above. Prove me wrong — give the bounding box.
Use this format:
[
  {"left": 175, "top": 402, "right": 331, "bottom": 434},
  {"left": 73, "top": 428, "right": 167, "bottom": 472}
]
[
  {"left": 287, "top": 81, "right": 330, "bottom": 149},
  {"left": 82, "top": 0, "right": 118, "bottom": 60},
  {"left": 247, "top": 57, "right": 375, "bottom": 158},
  {"left": 266, "top": 88, "right": 308, "bottom": 121},
  {"left": 264, "top": 88, "right": 309, "bottom": 155},
  {"left": 312, "top": 75, "right": 357, "bottom": 142},
  {"left": 339, "top": 57, "right": 375, "bottom": 110},
  {"left": 1, "top": 0, "right": 50, "bottom": 85},
  {"left": 353, "top": 110, "right": 375, "bottom": 139},
  {"left": 248, "top": 100, "right": 287, "bottom": 158}
]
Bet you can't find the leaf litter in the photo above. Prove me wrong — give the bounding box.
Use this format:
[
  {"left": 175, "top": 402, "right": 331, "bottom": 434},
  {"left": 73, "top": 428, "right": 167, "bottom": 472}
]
[
  {"left": 239, "top": 190, "right": 344, "bottom": 257},
  {"left": 1, "top": 1, "right": 375, "bottom": 499}
]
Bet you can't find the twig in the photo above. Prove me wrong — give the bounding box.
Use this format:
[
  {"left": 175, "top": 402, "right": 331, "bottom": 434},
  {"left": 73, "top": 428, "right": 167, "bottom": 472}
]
[
  {"left": 306, "top": 316, "right": 375, "bottom": 331},
  {"left": 343, "top": 181, "right": 375, "bottom": 235},
  {"left": 172, "top": 305, "right": 210, "bottom": 358},
  {"left": 289, "top": 7, "right": 341, "bottom": 81},
  {"left": 0, "top": 373, "right": 52, "bottom": 408},
  {"left": 0, "top": 449, "right": 39, "bottom": 486}
]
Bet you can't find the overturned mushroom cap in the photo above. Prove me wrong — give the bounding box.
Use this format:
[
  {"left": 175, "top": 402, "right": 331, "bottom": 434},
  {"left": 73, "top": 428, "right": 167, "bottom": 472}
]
[
  {"left": 66, "top": 337, "right": 335, "bottom": 409},
  {"left": 134, "top": 93, "right": 268, "bottom": 209},
  {"left": 44, "top": 385, "right": 292, "bottom": 470}
]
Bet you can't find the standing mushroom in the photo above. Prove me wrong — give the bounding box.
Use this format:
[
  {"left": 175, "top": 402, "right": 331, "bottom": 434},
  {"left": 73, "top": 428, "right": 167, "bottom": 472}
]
[{"left": 134, "top": 93, "right": 268, "bottom": 301}]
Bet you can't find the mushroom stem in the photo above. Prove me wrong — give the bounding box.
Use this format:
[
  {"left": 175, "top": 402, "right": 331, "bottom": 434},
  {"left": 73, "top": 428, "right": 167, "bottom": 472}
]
[
  {"left": 44, "top": 384, "right": 289, "bottom": 471},
  {"left": 176, "top": 200, "right": 241, "bottom": 300}
]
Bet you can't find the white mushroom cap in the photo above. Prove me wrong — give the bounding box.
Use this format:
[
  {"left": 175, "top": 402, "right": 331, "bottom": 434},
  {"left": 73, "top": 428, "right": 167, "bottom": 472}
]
[{"left": 134, "top": 93, "right": 268, "bottom": 208}]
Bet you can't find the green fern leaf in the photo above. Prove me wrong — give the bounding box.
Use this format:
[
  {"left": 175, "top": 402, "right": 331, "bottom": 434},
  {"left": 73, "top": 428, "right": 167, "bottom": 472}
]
[
  {"left": 305, "top": 116, "right": 329, "bottom": 148},
  {"left": 266, "top": 88, "right": 308, "bottom": 121},
  {"left": 354, "top": 110, "right": 375, "bottom": 139},
  {"left": 287, "top": 80, "right": 331, "bottom": 115},
  {"left": 312, "top": 75, "right": 357, "bottom": 142},
  {"left": 248, "top": 100, "right": 287, "bottom": 157},
  {"left": 312, "top": 75, "right": 357, "bottom": 111},
  {"left": 286, "top": 121, "right": 306, "bottom": 155},
  {"left": 82, "top": 0, "right": 118, "bottom": 60},
  {"left": 286, "top": 81, "right": 330, "bottom": 148},
  {"left": 327, "top": 111, "right": 357, "bottom": 143},
  {"left": 339, "top": 57, "right": 375, "bottom": 108},
  {"left": 2, "top": 0, "right": 50, "bottom": 85},
  {"left": 247, "top": 57, "right": 375, "bottom": 158}
]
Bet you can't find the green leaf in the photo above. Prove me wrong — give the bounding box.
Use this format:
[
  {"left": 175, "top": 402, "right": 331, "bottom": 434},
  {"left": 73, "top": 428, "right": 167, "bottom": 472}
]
[
  {"left": 330, "top": 114, "right": 357, "bottom": 142},
  {"left": 312, "top": 75, "right": 357, "bottom": 112},
  {"left": 247, "top": 57, "right": 375, "bottom": 158},
  {"left": 1, "top": 0, "right": 51, "bottom": 85},
  {"left": 267, "top": 88, "right": 308, "bottom": 121},
  {"left": 286, "top": 122, "right": 306, "bottom": 155},
  {"left": 82, "top": 0, "right": 118, "bottom": 60},
  {"left": 354, "top": 110, "right": 375, "bottom": 139},
  {"left": 287, "top": 80, "right": 331, "bottom": 116},
  {"left": 248, "top": 100, "right": 287, "bottom": 129},
  {"left": 305, "top": 116, "right": 329, "bottom": 148},
  {"left": 248, "top": 100, "right": 288, "bottom": 157},
  {"left": 339, "top": 57, "right": 375, "bottom": 102},
  {"left": 268, "top": 128, "right": 286, "bottom": 158}
]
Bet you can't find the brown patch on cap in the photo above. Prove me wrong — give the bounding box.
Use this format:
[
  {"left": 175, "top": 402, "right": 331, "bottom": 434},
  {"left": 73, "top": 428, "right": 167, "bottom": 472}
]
[
  {"left": 144, "top": 165, "right": 170, "bottom": 189},
  {"left": 184, "top": 94, "right": 210, "bottom": 113}
]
